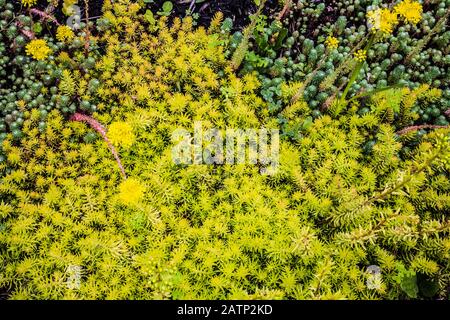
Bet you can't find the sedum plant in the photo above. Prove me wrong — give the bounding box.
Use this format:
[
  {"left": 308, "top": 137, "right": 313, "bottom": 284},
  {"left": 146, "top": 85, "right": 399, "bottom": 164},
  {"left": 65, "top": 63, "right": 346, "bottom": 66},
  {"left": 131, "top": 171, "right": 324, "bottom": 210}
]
[
  {"left": 0, "top": 0, "right": 449, "bottom": 300},
  {"left": 237, "top": 0, "right": 450, "bottom": 127},
  {"left": 0, "top": 0, "right": 100, "bottom": 165}
]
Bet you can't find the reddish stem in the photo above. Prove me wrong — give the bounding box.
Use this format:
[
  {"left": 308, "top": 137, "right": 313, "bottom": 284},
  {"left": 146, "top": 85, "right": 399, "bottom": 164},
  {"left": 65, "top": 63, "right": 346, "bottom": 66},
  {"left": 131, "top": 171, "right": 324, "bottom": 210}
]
[
  {"left": 16, "top": 21, "right": 35, "bottom": 39},
  {"left": 29, "top": 8, "right": 61, "bottom": 26},
  {"left": 20, "top": 28, "right": 35, "bottom": 39},
  {"left": 396, "top": 124, "right": 450, "bottom": 136},
  {"left": 70, "top": 113, "right": 127, "bottom": 179},
  {"left": 277, "top": 0, "right": 292, "bottom": 21}
]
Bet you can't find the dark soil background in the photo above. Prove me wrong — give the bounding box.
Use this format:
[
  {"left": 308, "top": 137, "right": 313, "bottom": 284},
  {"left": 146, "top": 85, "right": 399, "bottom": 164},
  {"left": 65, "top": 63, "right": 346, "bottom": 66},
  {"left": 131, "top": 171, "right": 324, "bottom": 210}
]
[
  {"left": 0, "top": 287, "right": 8, "bottom": 300},
  {"left": 35, "top": 0, "right": 280, "bottom": 29}
]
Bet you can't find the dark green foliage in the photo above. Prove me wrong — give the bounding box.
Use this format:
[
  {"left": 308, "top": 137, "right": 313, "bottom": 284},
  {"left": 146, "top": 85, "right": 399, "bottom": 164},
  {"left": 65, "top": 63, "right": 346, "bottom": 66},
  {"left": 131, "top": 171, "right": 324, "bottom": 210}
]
[
  {"left": 235, "top": 0, "right": 450, "bottom": 129},
  {"left": 0, "top": 0, "right": 100, "bottom": 153}
]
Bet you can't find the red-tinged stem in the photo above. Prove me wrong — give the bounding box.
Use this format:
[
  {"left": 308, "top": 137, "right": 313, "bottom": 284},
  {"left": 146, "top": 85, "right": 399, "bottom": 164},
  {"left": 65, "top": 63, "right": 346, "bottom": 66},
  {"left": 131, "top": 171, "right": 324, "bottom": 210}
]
[
  {"left": 70, "top": 113, "right": 127, "bottom": 179},
  {"left": 29, "top": 8, "right": 61, "bottom": 26},
  {"left": 396, "top": 124, "right": 450, "bottom": 136},
  {"left": 20, "top": 28, "right": 35, "bottom": 39},
  {"left": 277, "top": 0, "right": 292, "bottom": 21},
  {"left": 16, "top": 21, "right": 35, "bottom": 39}
]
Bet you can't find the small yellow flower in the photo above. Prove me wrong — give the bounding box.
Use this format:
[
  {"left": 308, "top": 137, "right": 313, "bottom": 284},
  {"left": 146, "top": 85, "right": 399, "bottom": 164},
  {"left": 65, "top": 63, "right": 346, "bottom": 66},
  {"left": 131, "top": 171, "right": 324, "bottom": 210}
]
[
  {"left": 367, "top": 8, "right": 398, "bottom": 35},
  {"left": 21, "top": 0, "right": 37, "bottom": 7},
  {"left": 25, "top": 39, "right": 52, "bottom": 61},
  {"left": 395, "top": 0, "right": 423, "bottom": 24},
  {"left": 325, "top": 36, "right": 339, "bottom": 50},
  {"left": 56, "top": 25, "right": 75, "bottom": 42},
  {"left": 354, "top": 49, "right": 367, "bottom": 62},
  {"left": 118, "top": 178, "right": 145, "bottom": 205},
  {"left": 107, "top": 122, "right": 135, "bottom": 148}
]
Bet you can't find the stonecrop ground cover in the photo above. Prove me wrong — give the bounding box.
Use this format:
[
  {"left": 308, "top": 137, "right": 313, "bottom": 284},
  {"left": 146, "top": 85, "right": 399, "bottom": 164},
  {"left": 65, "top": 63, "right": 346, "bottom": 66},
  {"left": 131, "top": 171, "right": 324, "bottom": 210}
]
[{"left": 0, "top": 0, "right": 449, "bottom": 300}]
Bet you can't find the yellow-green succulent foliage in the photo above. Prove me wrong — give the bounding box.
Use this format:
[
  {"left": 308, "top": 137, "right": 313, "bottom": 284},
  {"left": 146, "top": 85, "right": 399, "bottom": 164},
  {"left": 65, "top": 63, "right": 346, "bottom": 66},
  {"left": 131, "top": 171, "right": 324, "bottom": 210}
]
[{"left": 1, "top": 0, "right": 449, "bottom": 300}]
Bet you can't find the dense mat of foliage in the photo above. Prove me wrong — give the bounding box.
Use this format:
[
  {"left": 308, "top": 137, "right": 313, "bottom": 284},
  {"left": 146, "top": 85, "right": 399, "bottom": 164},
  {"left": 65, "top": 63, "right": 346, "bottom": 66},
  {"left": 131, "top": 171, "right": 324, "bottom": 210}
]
[
  {"left": 0, "top": 0, "right": 102, "bottom": 163},
  {"left": 0, "top": 0, "right": 449, "bottom": 300},
  {"left": 236, "top": 0, "right": 450, "bottom": 127}
]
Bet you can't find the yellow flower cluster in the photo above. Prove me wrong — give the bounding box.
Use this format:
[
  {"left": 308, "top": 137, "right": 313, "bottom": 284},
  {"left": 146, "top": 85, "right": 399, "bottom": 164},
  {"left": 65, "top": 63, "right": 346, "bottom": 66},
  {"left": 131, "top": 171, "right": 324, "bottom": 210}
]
[
  {"left": 25, "top": 39, "right": 52, "bottom": 61},
  {"left": 118, "top": 178, "right": 145, "bottom": 205},
  {"left": 395, "top": 0, "right": 423, "bottom": 24},
  {"left": 367, "top": 1, "right": 423, "bottom": 35},
  {"left": 56, "top": 25, "right": 75, "bottom": 42},
  {"left": 367, "top": 8, "right": 398, "bottom": 35},
  {"left": 325, "top": 36, "right": 340, "bottom": 50},
  {"left": 107, "top": 122, "right": 135, "bottom": 148},
  {"left": 21, "top": 0, "right": 37, "bottom": 7},
  {"left": 354, "top": 49, "right": 367, "bottom": 62}
]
